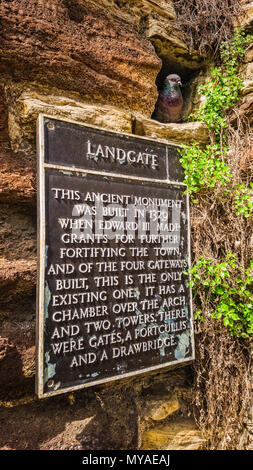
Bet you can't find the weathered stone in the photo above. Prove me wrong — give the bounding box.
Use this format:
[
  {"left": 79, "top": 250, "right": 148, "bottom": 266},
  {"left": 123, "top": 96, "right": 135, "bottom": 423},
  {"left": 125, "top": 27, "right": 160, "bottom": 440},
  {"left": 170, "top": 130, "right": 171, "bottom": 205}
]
[
  {"left": 0, "top": 337, "right": 16, "bottom": 363},
  {"left": 144, "top": 14, "right": 204, "bottom": 71},
  {"left": 242, "top": 63, "right": 253, "bottom": 95},
  {"left": 244, "top": 43, "right": 253, "bottom": 63},
  {"left": 134, "top": 116, "right": 209, "bottom": 145},
  {"left": 0, "top": 321, "right": 35, "bottom": 395},
  {"left": 0, "top": 258, "right": 36, "bottom": 306},
  {"left": 188, "top": 68, "right": 213, "bottom": 117},
  {"left": 0, "top": 205, "right": 36, "bottom": 262},
  {"left": 4, "top": 86, "right": 133, "bottom": 155},
  {"left": 0, "top": 87, "right": 9, "bottom": 148},
  {"left": 20, "top": 91, "right": 133, "bottom": 133},
  {"left": 0, "top": 337, "right": 24, "bottom": 392},
  {"left": 108, "top": 0, "right": 204, "bottom": 71},
  {"left": 0, "top": 0, "right": 161, "bottom": 116},
  {"left": 144, "top": 394, "right": 180, "bottom": 421},
  {"left": 144, "top": 0, "right": 176, "bottom": 18},
  {"left": 142, "top": 418, "right": 206, "bottom": 450},
  {"left": 239, "top": 1, "right": 253, "bottom": 32},
  {"left": 0, "top": 383, "right": 139, "bottom": 450},
  {"left": 0, "top": 152, "right": 36, "bottom": 205},
  {"left": 108, "top": 0, "right": 177, "bottom": 25}
]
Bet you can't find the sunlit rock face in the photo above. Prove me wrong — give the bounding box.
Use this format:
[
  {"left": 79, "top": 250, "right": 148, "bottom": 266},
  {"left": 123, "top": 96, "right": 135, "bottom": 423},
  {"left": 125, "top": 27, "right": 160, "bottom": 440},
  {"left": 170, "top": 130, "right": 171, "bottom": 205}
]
[{"left": 0, "top": 0, "right": 161, "bottom": 116}]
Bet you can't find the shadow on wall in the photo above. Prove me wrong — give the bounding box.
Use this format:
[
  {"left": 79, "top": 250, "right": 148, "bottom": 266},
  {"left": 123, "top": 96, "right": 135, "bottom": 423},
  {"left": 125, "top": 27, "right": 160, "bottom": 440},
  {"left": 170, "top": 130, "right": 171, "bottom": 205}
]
[{"left": 0, "top": 384, "right": 139, "bottom": 450}]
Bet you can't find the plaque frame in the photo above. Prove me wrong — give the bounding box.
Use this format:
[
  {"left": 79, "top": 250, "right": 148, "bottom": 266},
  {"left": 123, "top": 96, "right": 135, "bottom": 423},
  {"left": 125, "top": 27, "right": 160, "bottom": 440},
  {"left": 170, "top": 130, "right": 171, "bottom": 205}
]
[{"left": 36, "top": 113, "right": 195, "bottom": 398}]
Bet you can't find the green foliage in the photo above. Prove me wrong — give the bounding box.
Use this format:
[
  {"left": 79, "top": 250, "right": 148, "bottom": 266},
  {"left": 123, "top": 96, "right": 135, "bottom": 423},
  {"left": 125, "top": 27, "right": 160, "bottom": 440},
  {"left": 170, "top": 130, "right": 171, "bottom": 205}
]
[
  {"left": 180, "top": 29, "right": 250, "bottom": 196},
  {"left": 220, "top": 28, "right": 251, "bottom": 68},
  {"left": 197, "top": 68, "right": 243, "bottom": 135},
  {"left": 234, "top": 183, "right": 253, "bottom": 218},
  {"left": 180, "top": 142, "right": 231, "bottom": 198},
  {"left": 189, "top": 254, "right": 253, "bottom": 339},
  {"left": 180, "top": 29, "right": 253, "bottom": 339},
  {"left": 195, "top": 29, "right": 250, "bottom": 136}
]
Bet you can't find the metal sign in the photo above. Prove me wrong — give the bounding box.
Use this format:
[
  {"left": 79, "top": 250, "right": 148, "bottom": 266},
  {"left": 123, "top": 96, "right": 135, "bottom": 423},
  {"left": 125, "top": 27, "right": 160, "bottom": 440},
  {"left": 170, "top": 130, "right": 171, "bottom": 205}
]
[{"left": 36, "top": 114, "right": 194, "bottom": 398}]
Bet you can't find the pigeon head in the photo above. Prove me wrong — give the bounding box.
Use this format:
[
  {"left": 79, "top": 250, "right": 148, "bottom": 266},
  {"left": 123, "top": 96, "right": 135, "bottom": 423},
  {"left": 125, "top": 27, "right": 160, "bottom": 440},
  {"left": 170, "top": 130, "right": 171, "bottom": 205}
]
[{"left": 164, "top": 74, "right": 182, "bottom": 88}]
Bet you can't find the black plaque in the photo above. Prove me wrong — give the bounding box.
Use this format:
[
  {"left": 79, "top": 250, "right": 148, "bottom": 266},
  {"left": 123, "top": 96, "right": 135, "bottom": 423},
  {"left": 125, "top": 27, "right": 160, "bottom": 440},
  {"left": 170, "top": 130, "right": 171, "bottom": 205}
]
[
  {"left": 43, "top": 117, "right": 184, "bottom": 182},
  {"left": 36, "top": 114, "right": 194, "bottom": 398}
]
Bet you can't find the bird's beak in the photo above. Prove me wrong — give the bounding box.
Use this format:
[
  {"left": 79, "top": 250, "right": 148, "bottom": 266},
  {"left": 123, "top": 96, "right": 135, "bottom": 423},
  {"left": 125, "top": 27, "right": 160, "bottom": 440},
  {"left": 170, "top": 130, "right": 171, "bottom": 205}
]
[{"left": 178, "top": 80, "right": 182, "bottom": 87}]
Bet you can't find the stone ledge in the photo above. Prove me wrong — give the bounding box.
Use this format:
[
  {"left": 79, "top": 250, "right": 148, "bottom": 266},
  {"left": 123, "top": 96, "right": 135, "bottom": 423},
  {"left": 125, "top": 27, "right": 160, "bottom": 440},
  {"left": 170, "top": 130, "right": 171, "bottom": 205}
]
[
  {"left": 19, "top": 93, "right": 133, "bottom": 134},
  {"left": 134, "top": 116, "right": 209, "bottom": 145},
  {"left": 6, "top": 87, "right": 133, "bottom": 155},
  {"left": 5, "top": 85, "right": 210, "bottom": 154}
]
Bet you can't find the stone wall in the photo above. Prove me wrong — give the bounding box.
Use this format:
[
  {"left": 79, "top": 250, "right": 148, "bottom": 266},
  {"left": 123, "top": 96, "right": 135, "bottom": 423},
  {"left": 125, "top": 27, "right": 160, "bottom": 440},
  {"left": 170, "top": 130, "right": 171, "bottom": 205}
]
[{"left": 0, "top": 0, "right": 251, "bottom": 450}]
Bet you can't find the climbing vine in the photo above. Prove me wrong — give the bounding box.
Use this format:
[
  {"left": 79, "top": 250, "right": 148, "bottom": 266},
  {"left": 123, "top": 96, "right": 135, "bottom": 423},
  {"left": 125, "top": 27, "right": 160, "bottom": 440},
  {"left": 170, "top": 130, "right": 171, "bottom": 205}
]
[
  {"left": 180, "top": 142, "right": 231, "bottom": 198},
  {"left": 234, "top": 183, "right": 253, "bottom": 218},
  {"left": 180, "top": 29, "right": 253, "bottom": 341},
  {"left": 177, "top": 26, "right": 253, "bottom": 449},
  {"left": 190, "top": 254, "right": 253, "bottom": 339},
  {"left": 180, "top": 29, "right": 251, "bottom": 196},
  {"left": 196, "top": 28, "right": 249, "bottom": 136}
]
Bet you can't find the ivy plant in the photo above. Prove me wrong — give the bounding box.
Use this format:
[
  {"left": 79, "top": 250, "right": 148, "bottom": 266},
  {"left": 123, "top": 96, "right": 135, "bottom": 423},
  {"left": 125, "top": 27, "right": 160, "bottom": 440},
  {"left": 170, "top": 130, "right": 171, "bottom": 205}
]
[
  {"left": 195, "top": 28, "right": 250, "bottom": 137},
  {"left": 234, "top": 183, "right": 253, "bottom": 218},
  {"left": 179, "top": 29, "right": 251, "bottom": 195},
  {"left": 180, "top": 142, "right": 231, "bottom": 198},
  {"left": 180, "top": 29, "right": 253, "bottom": 339},
  {"left": 189, "top": 254, "right": 253, "bottom": 339}
]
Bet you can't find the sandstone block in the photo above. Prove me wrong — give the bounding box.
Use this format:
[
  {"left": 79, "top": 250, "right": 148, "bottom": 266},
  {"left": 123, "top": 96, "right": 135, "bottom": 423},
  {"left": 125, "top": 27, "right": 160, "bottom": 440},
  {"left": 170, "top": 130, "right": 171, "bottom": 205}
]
[
  {"left": 135, "top": 117, "right": 209, "bottom": 145},
  {"left": 0, "top": 152, "right": 36, "bottom": 205},
  {"left": 142, "top": 417, "right": 206, "bottom": 450},
  {"left": 4, "top": 86, "right": 133, "bottom": 154},
  {"left": 243, "top": 63, "right": 253, "bottom": 95},
  {"left": 239, "top": 1, "right": 253, "bottom": 31},
  {"left": 144, "top": 394, "right": 180, "bottom": 421},
  {"left": 0, "top": 258, "right": 36, "bottom": 305},
  {"left": 244, "top": 43, "right": 253, "bottom": 63},
  {"left": 110, "top": 0, "right": 177, "bottom": 23},
  {"left": 144, "top": 0, "right": 177, "bottom": 19},
  {"left": 0, "top": 0, "right": 160, "bottom": 116},
  {"left": 144, "top": 15, "right": 203, "bottom": 70}
]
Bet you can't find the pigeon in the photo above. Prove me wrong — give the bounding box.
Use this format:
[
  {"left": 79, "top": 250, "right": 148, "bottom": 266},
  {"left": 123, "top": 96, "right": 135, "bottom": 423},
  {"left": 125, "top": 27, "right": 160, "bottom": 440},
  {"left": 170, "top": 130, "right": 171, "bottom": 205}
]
[{"left": 154, "top": 74, "right": 183, "bottom": 123}]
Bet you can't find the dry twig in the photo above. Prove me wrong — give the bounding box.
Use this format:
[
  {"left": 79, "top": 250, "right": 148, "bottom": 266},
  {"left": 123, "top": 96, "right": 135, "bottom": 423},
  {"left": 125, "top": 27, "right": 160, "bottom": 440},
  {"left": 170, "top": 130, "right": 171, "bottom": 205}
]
[{"left": 173, "top": 0, "right": 243, "bottom": 58}]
